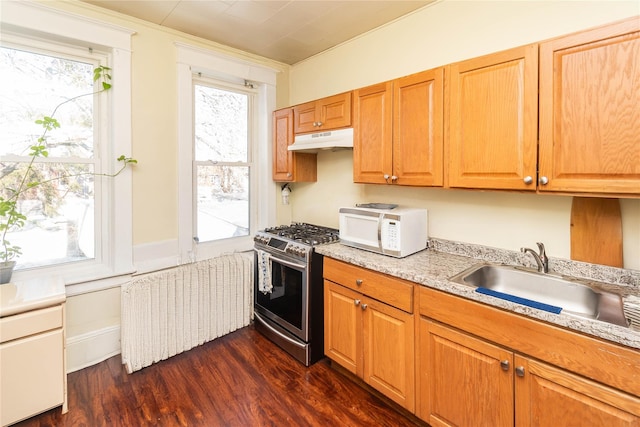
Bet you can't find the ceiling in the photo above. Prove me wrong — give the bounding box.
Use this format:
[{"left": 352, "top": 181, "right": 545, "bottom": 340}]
[{"left": 81, "top": 0, "right": 435, "bottom": 64}]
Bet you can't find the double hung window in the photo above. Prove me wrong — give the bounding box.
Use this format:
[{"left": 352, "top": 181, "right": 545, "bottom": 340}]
[
  {"left": 193, "top": 79, "right": 254, "bottom": 243},
  {"left": 1, "top": 41, "right": 105, "bottom": 270},
  {"left": 1, "top": 1, "right": 133, "bottom": 288},
  {"left": 176, "top": 43, "right": 277, "bottom": 263}
]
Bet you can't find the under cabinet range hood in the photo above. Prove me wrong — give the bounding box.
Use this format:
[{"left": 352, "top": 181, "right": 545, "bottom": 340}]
[{"left": 288, "top": 127, "right": 354, "bottom": 153}]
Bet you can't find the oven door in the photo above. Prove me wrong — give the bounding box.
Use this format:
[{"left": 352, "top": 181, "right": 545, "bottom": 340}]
[{"left": 254, "top": 249, "right": 309, "bottom": 342}]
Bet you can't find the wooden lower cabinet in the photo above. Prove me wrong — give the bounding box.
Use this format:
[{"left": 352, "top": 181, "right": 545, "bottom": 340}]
[
  {"left": 324, "top": 276, "right": 415, "bottom": 412},
  {"left": 418, "top": 318, "right": 640, "bottom": 427},
  {"left": 419, "top": 319, "right": 513, "bottom": 427},
  {"left": 516, "top": 356, "right": 640, "bottom": 427}
]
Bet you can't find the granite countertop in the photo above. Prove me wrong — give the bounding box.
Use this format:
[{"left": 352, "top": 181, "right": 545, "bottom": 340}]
[
  {"left": 316, "top": 239, "right": 640, "bottom": 350},
  {"left": 0, "top": 277, "right": 66, "bottom": 317}
]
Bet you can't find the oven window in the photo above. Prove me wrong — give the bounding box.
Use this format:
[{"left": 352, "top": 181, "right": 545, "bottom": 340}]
[{"left": 256, "top": 259, "right": 304, "bottom": 330}]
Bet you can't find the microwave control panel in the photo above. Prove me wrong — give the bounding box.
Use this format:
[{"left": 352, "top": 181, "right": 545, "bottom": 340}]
[{"left": 381, "top": 218, "right": 399, "bottom": 250}]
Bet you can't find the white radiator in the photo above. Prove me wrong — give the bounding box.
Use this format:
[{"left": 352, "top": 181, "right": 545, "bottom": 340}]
[{"left": 121, "top": 254, "right": 253, "bottom": 373}]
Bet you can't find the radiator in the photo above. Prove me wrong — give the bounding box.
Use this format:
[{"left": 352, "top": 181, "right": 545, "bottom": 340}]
[{"left": 121, "top": 253, "right": 253, "bottom": 373}]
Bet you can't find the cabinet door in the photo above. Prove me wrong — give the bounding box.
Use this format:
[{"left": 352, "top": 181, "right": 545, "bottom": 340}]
[
  {"left": 323, "top": 280, "right": 362, "bottom": 376},
  {"left": 419, "top": 319, "right": 514, "bottom": 427},
  {"left": 293, "top": 101, "right": 318, "bottom": 134},
  {"left": 393, "top": 68, "right": 444, "bottom": 186},
  {"left": 317, "top": 92, "right": 352, "bottom": 130},
  {"left": 362, "top": 297, "right": 415, "bottom": 412},
  {"left": 353, "top": 81, "right": 393, "bottom": 184},
  {"left": 1, "top": 329, "right": 64, "bottom": 426},
  {"left": 515, "top": 356, "right": 640, "bottom": 427},
  {"left": 539, "top": 19, "right": 640, "bottom": 195},
  {"left": 448, "top": 44, "right": 538, "bottom": 190},
  {"left": 293, "top": 93, "right": 351, "bottom": 134},
  {"left": 272, "top": 108, "right": 316, "bottom": 182}
]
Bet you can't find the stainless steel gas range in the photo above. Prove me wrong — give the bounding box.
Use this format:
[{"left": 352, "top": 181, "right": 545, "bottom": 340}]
[{"left": 253, "top": 223, "right": 339, "bottom": 366}]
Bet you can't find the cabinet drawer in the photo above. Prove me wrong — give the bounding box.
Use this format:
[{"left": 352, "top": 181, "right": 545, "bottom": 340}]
[
  {"left": 0, "top": 305, "right": 63, "bottom": 344},
  {"left": 324, "top": 258, "right": 413, "bottom": 312}
]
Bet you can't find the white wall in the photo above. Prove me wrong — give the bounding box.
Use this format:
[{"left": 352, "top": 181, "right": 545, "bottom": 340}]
[
  {"left": 21, "top": 0, "right": 290, "bottom": 371},
  {"left": 284, "top": 1, "right": 640, "bottom": 270}
]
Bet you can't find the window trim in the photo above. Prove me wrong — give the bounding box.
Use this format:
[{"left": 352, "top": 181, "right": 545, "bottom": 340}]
[
  {"left": 2, "top": 1, "right": 134, "bottom": 292},
  {"left": 176, "top": 43, "right": 277, "bottom": 263}
]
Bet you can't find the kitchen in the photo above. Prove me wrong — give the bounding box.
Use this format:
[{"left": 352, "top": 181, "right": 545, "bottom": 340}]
[{"left": 1, "top": 0, "right": 639, "bottom": 426}]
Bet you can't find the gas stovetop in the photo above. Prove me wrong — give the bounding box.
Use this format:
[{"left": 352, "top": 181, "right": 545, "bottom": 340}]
[
  {"left": 254, "top": 223, "right": 339, "bottom": 260},
  {"left": 263, "top": 223, "right": 339, "bottom": 245}
]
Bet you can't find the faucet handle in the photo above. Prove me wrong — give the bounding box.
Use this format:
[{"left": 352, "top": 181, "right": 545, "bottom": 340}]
[{"left": 535, "top": 242, "right": 546, "bottom": 256}]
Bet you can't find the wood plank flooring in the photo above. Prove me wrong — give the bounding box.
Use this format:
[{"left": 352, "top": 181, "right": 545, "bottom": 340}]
[{"left": 15, "top": 325, "right": 424, "bottom": 426}]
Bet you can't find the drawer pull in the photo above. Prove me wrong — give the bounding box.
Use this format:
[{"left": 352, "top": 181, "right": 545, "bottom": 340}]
[{"left": 355, "top": 279, "right": 363, "bottom": 286}]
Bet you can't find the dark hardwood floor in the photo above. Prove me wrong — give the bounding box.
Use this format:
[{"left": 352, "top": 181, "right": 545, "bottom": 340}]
[{"left": 15, "top": 324, "right": 424, "bottom": 426}]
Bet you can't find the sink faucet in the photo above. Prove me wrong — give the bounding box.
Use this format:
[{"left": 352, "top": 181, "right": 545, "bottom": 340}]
[{"left": 521, "top": 242, "right": 549, "bottom": 273}]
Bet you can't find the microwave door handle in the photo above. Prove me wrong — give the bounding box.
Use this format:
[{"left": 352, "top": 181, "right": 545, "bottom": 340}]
[{"left": 377, "top": 214, "right": 384, "bottom": 252}]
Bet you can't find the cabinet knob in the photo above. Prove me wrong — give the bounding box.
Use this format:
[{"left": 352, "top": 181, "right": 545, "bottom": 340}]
[
  {"left": 354, "top": 299, "right": 361, "bottom": 306},
  {"left": 539, "top": 176, "right": 549, "bottom": 185},
  {"left": 523, "top": 176, "right": 533, "bottom": 185},
  {"left": 500, "top": 360, "right": 510, "bottom": 371},
  {"left": 286, "top": 172, "right": 292, "bottom": 178},
  {"left": 317, "top": 121, "right": 323, "bottom": 127},
  {"left": 355, "top": 279, "right": 363, "bottom": 286},
  {"left": 515, "top": 366, "right": 525, "bottom": 377},
  {"left": 383, "top": 174, "right": 390, "bottom": 183},
  {"left": 361, "top": 303, "right": 368, "bottom": 310},
  {"left": 391, "top": 175, "right": 398, "bottom": 182}
]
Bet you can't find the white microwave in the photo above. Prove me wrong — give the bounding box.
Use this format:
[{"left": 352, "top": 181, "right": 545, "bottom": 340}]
[{"left": 339, "top": 206, "right": 428, "bottom": 258}]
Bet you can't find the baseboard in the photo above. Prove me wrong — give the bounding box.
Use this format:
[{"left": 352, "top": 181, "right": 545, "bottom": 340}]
[{"left": 66, "top": 325, "right": 121, "bottom": 373}]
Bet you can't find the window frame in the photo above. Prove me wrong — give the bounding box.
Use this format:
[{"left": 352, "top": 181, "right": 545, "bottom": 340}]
[
  {"left": 176, "top": 43, "right": 277, "bottom": 263},
  {"left": 1, "top": 1, "right": 134, "bottom": 293}
]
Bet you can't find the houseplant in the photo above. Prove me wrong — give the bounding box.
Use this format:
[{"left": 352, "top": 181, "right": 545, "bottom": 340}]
[{"left": 0, "top": 65, "right": 136, "bottom": 284}]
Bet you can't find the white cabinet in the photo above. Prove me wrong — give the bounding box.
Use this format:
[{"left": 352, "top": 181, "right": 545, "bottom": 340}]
[{"left": 1, "top": 279, "right": 67, "bottom": 426}]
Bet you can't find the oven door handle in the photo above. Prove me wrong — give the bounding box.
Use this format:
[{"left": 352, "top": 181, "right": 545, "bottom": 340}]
[
  {"left": 264, "top": 254, "right": 306, "bottom": 271},
  {"left": 254, "top": 312, "right": 306, "bottom": 349}
]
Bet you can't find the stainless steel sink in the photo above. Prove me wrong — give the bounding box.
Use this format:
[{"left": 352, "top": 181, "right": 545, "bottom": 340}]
[{"left": 449, "top": 264, "right": 630, "bottom": 327}]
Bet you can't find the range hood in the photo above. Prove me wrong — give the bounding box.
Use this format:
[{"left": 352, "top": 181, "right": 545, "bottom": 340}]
[{"left": 288, "top": 127, "right": 354, "bottom": 153}]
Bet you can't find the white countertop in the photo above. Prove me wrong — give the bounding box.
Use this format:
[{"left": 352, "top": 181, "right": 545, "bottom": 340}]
[{"left": 0, "top": 277, "right": 66, "bottom": 317}]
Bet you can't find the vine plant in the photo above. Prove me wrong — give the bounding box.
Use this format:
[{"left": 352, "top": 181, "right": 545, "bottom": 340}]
[{"left": 0, "top": 66, "right": 136, "bottom": 270}]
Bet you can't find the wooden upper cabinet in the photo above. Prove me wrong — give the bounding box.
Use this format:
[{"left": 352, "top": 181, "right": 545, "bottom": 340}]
[
  {"left": 353, "top": 81, "right": 394, "bottom": 184},
  {"left": 448, "top": 44, "right": 539, "bottom": 190},
  {"left": 293, "top": 92, "right": 352, "bottom": 134},
  {"left": 393, "top": 68, "right": 444, "bottom": 186},
  {"left": 272, "top": 108, "right": 316, "bottom": 182},
  {"left": 354, "top": 68, "right": 444, "bottom": 186},
  {"left": 539, "top": 18, "right": 640, "bottom": 195}
]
